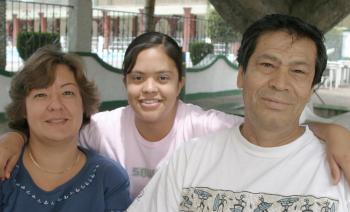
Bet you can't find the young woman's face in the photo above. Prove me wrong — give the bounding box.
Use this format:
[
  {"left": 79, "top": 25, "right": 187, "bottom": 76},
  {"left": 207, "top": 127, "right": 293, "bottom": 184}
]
[{"left": 125, "top": 46, "right": 184, "bottom": 125}]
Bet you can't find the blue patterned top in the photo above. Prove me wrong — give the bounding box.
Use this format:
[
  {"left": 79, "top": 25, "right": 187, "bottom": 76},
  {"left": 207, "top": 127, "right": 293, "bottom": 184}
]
[{"left": 0, "top": 147, "right": 132, "bottom": 212}]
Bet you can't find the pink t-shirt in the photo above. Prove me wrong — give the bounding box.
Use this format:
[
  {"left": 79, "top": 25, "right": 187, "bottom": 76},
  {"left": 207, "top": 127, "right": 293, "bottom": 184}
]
[{"left": 79, "top": 101, "right": 243, "bottom": 198}]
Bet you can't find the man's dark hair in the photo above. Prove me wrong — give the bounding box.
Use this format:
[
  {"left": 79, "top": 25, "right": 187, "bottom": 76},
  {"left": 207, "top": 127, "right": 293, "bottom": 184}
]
[{"left": 237, "top": 14, "right": 327, "bottom": 86}]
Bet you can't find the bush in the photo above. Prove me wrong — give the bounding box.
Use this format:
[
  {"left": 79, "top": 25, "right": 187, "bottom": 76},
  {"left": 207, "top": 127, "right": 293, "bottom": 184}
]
[
  {"left": 189, "top": 42, "right": 214, "bottom": 66},
  {"left": 16, "top": 32, "right": 61, "bottom": 60}
]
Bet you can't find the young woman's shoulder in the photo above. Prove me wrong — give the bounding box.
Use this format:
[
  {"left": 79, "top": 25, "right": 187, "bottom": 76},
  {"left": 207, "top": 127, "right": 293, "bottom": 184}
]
[{"left": 88, "top": 106, "right": 135, "bottom": 127}]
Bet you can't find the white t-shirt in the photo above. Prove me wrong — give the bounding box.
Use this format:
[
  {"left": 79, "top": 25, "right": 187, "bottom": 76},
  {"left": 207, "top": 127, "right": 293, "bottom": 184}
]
[
  {"left": 128, "top": 126, "right": 350, "bottom": 211},
  {"left": 79, "top": 100, "right": 243, "bottom": 198}
]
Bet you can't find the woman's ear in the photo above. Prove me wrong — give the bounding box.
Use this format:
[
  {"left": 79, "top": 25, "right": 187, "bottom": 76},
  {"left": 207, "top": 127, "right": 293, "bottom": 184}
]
[
  {"left": 123, "top": 77, "right": 127, "bottom": 88},
  {"left": 177, "top": 77, "right": 185, "bottom": 95},
  {"left": 237, "top": 66, "right": 244, "bottom": 89}
]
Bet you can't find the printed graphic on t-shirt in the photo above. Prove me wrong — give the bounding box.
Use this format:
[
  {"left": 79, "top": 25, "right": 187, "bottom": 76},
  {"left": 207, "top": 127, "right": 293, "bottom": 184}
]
[{"left": 179, "top": 187, "right": 338, "bottom": 212}]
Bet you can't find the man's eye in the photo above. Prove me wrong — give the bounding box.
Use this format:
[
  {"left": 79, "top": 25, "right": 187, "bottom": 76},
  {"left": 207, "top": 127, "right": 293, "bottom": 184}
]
[
  {"left": 292, "top": 69, "right": 306, "bottom": 74},
  {"left": 261, "top": 63, "right": 274, "bottom": 68}
]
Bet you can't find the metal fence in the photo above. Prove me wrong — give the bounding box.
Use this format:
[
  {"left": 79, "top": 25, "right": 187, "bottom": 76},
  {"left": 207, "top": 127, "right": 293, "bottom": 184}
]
[
  {"left": 91, "top": 8, "right": 226, "bottom": 68},
  {"left": 3, "top": 1, "right": 238, "bottom": 71},
  {"left": 4, "top": 0, "right": 72, "bottom": 71}
]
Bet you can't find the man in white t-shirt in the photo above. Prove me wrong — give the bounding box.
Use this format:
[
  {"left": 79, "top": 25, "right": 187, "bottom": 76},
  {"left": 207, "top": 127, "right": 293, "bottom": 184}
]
[{"left": 127, "top": 14, "right": 350, "bottom": 211}]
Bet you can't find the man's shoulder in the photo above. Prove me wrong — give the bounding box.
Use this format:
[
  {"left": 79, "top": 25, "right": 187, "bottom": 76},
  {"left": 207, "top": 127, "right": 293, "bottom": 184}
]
[{"left": 183, "top": 128, "right": 235, "bottom": 154}]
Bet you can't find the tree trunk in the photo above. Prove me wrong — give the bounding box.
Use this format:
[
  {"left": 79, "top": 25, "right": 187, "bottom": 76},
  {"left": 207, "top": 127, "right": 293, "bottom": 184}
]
[
  {"left": 209, "top": 0, "right": 350, "bottom": 34},
  {"left": 0, "top": 0, "right": 6, "bottom": 70},
  {"left": 144, "top": 0, "right": 156, "bottom": 32}
]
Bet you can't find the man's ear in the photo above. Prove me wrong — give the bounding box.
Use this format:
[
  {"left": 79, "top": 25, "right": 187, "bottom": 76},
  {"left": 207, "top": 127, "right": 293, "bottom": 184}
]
[{"left": 237, "top": 66, "right": 244, "bottom": 89}]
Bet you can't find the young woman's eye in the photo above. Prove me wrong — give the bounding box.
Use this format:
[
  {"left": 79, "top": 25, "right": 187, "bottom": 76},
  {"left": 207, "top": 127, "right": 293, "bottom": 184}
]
[
  {"left": 131, "top": 75, "right": 143, "bottom": 81},
  {"left": 159, "top": 74, "right": 170, "bottom": 82}
]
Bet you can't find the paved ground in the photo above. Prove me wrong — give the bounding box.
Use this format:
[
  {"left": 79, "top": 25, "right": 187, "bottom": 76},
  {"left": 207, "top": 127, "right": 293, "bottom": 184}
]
[
  {"left": 312, "top": 86, "right": 350, "bottom": 108},
  {"left": 185, "top": 94, "right": 244, "bottom": 115}
]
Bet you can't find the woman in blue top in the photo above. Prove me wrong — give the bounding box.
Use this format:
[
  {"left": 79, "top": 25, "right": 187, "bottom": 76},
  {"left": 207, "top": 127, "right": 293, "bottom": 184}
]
[{"left": 0, "top": 47, "right": 131, "bottom": 211}]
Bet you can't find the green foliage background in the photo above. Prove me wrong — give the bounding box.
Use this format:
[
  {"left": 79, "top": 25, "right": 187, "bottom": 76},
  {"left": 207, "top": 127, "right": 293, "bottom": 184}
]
[
  {"left": 17, "top": 32, "right": 61, "bottom": 60},
  {"left": 189, "top": 41, "right": 214, "bottom": 65}
]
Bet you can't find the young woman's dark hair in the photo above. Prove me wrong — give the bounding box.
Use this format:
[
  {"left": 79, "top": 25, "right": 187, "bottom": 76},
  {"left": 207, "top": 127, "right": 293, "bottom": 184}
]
[{"left": 122, "top": 32, "right": 184, "bottom": 81}]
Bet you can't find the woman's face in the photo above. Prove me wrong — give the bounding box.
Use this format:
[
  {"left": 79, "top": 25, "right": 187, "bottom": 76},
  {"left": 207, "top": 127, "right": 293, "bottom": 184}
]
[
  {"left": 25, "top": 65, "right": 83, "bottom": 143},
  {"left": 125, "top": 46, "right": 184, "bottom": 125}
]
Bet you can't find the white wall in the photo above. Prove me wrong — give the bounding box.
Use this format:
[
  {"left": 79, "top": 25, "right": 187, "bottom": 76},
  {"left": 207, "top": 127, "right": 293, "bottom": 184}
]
[
  {"left": 0, "top": 75, "right": 11, "bottom": 114},
  {"left": 185, "top": 58, "right": 239, "bottom": 94},
  {"left": 0, "top": 54, "right": 239, "bottom": 113},
  {"left": 81, "top": 56, "right": 127, "bottom": 101}
]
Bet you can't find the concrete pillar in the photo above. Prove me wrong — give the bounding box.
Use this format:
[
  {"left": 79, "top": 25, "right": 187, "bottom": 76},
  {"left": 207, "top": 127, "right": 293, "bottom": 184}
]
[
  {"left": 112, "top": 17, "right": 120, "bottom": 37},
  {"left": 132, "top": 16, "right": 138, "bottom": 37},
  {"left": 6, "top": 20, "right": 11, "bottom": 37},
  {"left": 168, "top": 16, "right": 178, "bottom": 38},
  {"left": 102, "top": 11, "right": 111, "bottom": 49},
  {"left": 183, "top": 7, "right": 191, "bottom": 52},
  {"left": 39, "top": 12, "right": 47, "bottom": 32},
  {"left": 68, "top": 0, "right": 92, "bottom": 52},
  {"left": 12, "top": 14, "right": 19, "bottom": 45},
  {"left": 139, "top": 9, "right": 145, "bottom": 33},
  {"left": 190, "top": 14, "right": 196, "bottom": 39}
]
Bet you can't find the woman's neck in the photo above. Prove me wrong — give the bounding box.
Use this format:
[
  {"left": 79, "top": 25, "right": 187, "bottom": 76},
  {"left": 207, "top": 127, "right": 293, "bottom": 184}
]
[
  {"left": 134, "top": 108, "right": 178, "bottom": 142},
  {"left": 136, "top": 121, "right": 173, "bottom": 142},
  {"left": 26, "top": 136, "right": 81, "bottom": 174}
]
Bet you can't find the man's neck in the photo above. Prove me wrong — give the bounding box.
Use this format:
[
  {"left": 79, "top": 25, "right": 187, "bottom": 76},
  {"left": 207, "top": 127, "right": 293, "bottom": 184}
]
[{"left": 240, "top": 122, "right": 305, "bottom": 147}]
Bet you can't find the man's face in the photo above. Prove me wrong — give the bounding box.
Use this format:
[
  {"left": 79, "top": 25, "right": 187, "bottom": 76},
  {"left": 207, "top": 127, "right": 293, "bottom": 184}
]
[{"left": 238, "top": 31, "right": 316, "bottom": 133}]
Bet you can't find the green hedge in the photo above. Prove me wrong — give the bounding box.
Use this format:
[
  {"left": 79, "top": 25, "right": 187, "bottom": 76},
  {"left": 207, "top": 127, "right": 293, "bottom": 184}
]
[
  {"left": 16, "top": 32, "right": 61, "bottom": 60},
  {"left": 189, "top": 42, "right": 214, "bottom": 65}
]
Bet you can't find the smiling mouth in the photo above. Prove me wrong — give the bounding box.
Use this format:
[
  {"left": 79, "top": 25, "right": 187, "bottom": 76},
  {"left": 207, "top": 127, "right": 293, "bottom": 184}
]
[
  {"left": 45, "top": 118, "right": 68, "bottom": 124},
  {"left": 139, "top": 99, "right": 162, "bottom": 109},
  {"left": 262, "top": 97, "right": 290, "bottom": 110}
]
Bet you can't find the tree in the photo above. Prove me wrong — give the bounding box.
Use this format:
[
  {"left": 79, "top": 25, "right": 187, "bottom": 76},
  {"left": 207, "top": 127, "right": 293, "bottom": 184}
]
[
  {"left": 207, "top": 10, "right": 240, "bottom": 55},
  {"left": 144, "top": 0, "right": 156, "bottom": 32},
  {"left": 0, "top": 0, "right": 6, "bottom": 70}
]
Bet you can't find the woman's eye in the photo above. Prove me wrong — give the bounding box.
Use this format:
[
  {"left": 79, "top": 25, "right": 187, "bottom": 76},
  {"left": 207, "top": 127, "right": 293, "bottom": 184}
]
[
  {"left": 33, "top": 93, "right": 47, "bottom": 98},
  {"left": 63, "top": 91, "right": 75, "bottom": 96}
]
